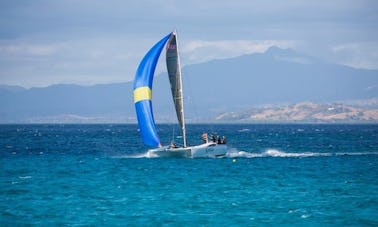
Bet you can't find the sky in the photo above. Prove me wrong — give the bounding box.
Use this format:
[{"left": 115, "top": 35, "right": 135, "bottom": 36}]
[{"left": 0, "top": 0, "right": 377, "bottom": 88}]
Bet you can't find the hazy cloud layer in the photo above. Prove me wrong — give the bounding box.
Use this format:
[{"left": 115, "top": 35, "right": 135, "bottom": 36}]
[{"left": 0, "top": 0, "right": 377, "bottom": 87}]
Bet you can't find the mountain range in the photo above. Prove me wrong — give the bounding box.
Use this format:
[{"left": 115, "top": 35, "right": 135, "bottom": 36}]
[{"left": 0, "top": 46, "right": 377, "bottom": 123}]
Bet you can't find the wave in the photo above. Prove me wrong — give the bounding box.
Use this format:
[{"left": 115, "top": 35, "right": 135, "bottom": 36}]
[
  {"left": 113, "top": 148, "right": 378, "bottom": 159},
  {"left": 226, "top": 149, "right": 378, "bottom": 158},
  {"left": 226, "top": 149, "right": 331, "bottom": 158},
  {"left": 113, "top": 150, "right": 160, "bottom": 159}
]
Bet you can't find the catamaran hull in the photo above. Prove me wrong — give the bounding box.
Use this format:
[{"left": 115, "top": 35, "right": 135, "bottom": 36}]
[{"left": 148, "top": 142, "right": 228, "bottom": 158}]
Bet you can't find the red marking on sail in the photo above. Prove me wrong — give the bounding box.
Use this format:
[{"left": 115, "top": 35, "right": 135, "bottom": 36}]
[{"left": 168, "top": 44, "right": 176, "bottom": 49}]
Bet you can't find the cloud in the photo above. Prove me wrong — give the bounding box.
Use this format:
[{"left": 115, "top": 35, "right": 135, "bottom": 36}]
[
  {"left": 180, "top": 39, "right": 296, "bottom": 64},
  {"left": 331, "top": 42, "right": 378, "bottom": 69},
  {"left": 0, "top": 0, "right": 377, "bottom": 87},
  {"left": 0, "top": 37, "right": 144, "bottom": 87},
  {"left": 2, "top": 36, "right": 377, "bottom": 88},
  {"left": 0, "top": 42, "right": 59, "bottom": 58},
  {"left": 0, "top": 35, "right": 298, "bottom": 88}
]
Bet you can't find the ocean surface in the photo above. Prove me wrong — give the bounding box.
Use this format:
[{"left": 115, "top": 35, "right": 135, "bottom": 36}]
[{"left": 1, "top": 124, "right": 378, "bottom": 226}]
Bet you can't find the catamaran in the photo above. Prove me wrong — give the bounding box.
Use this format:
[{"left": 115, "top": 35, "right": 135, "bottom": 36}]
[{"left": 133, "top": 31, "right": 228, "bottom": 158}]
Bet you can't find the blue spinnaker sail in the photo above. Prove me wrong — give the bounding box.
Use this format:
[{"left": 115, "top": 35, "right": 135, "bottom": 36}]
[{"left": 133, "top": 33, "right": 171, "bottom": 147}]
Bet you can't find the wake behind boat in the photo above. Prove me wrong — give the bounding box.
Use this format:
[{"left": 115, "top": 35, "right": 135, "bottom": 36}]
[{"left": 133, "top": 31, "right": 228, "bottom": 158}]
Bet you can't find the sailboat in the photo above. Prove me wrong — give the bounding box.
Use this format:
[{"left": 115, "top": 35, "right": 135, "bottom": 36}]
[{"left": 133, "top": 31, "right": 228, "bottom": 158}]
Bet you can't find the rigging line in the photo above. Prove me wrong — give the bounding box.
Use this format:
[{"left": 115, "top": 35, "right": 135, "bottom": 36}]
[
  {"left": 172, "top": 125, "right": 175, "bottom": 143},
  {"left": 183, "top": 69, "right": 200, "bottom": 123}
]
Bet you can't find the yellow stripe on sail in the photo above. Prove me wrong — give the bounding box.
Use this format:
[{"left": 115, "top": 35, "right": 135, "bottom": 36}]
[{"left": 133, "top": 86, "right": 152, "bottom": 103}]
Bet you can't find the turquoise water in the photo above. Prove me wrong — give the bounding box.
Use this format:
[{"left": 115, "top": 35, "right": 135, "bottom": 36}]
[{"left": 1, "top": 124, "right": 378, "bottom": 226}]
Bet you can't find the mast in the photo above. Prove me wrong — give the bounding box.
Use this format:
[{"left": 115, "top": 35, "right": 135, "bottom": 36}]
[
  {"left": 166, "top": 31, "right": 187, "bottom": 147},
  {"left": 176, "top": 32, "right": 187, "bottom": 147}
]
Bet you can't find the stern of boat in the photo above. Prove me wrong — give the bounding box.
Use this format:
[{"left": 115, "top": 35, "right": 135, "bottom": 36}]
[{"left": 190, "top": 142, "right": 228, "bottom": 158}]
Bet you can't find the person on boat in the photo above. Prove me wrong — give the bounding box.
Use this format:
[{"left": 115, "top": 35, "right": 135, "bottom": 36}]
[
  {"left": 201, "top": 132, "right": 208, "bottom": 143},
  {"left": 170, "top": 142, "right": 178, "bottom": 148},
  {"left": 221, "top": 136, "right": 227, "bottom": 144},
  {"left": 217, "top": 136, "right": 221, "bottom": 144},
  {"left": 210, "top": 134, "right": 215, "bottom": 142}
]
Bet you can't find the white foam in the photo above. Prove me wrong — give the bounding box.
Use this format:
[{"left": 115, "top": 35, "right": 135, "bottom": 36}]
[
  {"left": 225, "top": 148, "right": 330, "bottom": 158},
  {"left": 263, "top": 149, "right": 332, "bottom": 157},
  {"left": 113, "top": 150, "right": 159, "bottom": 159},
  {"left": 226, "top": 148, "right": 263, "bottom": 158},
  {"left": 225, "top": 149, "right": 377, "bottom": 158},
  {"left": 113, "top": 148, "right": 378, "bottom": 159}
]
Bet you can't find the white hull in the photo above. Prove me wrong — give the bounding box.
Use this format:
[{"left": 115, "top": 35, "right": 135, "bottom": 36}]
[{"left": 148, "top": 142, "right": 228, "bottom": 158}]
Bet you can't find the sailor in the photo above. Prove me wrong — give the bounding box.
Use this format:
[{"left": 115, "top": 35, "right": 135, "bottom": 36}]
[
  {"left": 170, "top": 142, "right": 177, "bottom": 148},
  {"left": 210, "top": 134, "right": 215, "bottom": 142},
  {"left": 217, "top": 136, "right": 221, "bottom": 144},
  {"left": 201, "top": 132, "right": 208, "bottom": 143},
  {"left": 221, "top": 136, "right": 227, "bottom": 144}
]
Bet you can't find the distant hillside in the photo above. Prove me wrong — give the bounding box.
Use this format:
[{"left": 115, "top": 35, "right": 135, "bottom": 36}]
[
  {"left": 179, "top": 46, "right": 377, "bottom": 115},
  {"left": 215, "top": 102, "right": 378, "bottom": 123},
  {"left": 0, "top": 83, "right": 134, "bottom": 123},
  {"left": 0, "top": 46, "right": 377, "bottom": 123}
]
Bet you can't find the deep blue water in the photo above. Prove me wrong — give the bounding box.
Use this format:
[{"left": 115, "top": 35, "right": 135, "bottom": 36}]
[{"left": 1, "top": 124, "right": 378, "bottom": 226}]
